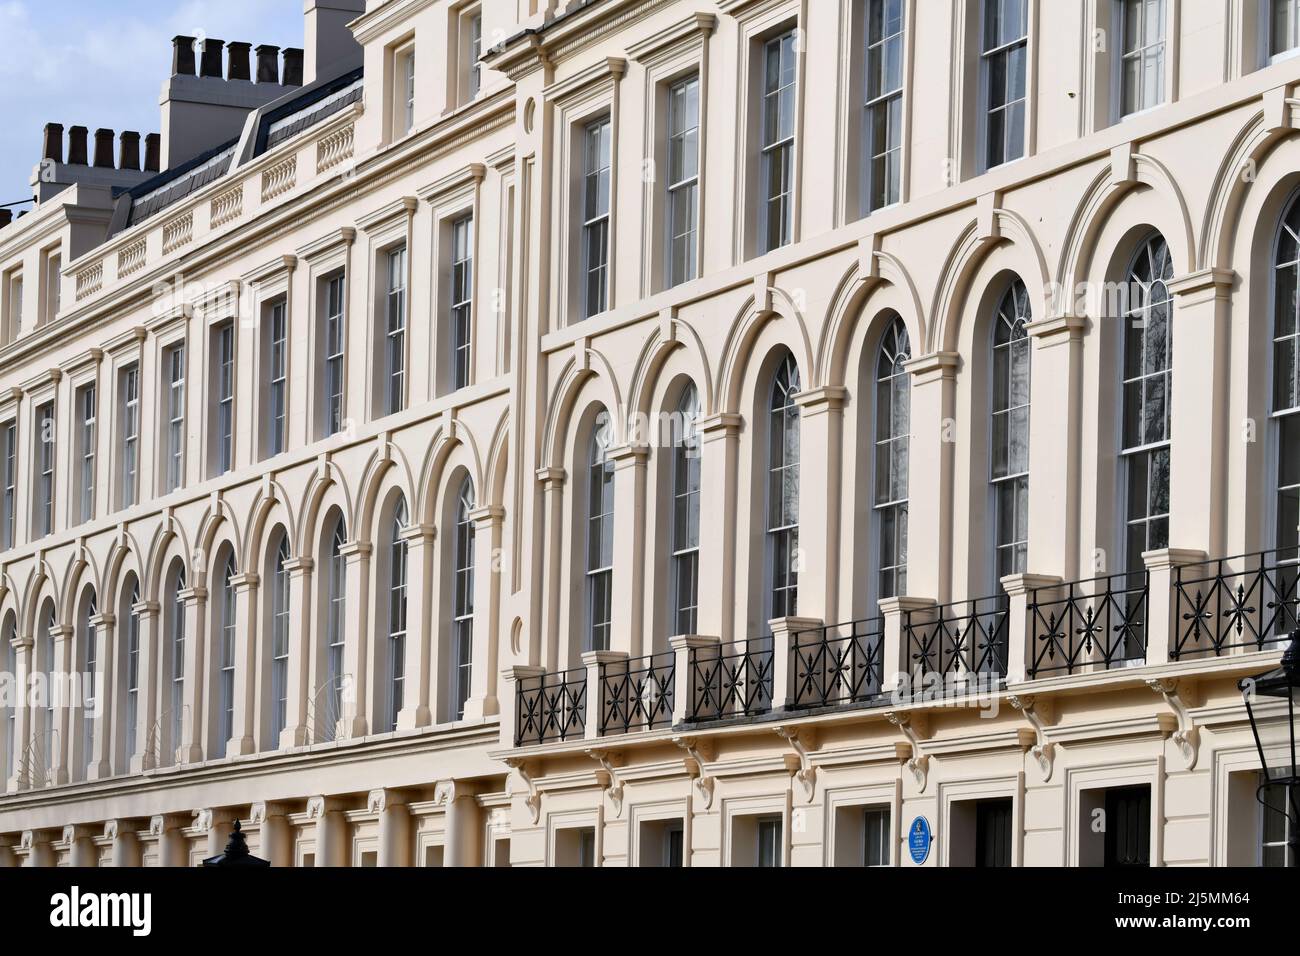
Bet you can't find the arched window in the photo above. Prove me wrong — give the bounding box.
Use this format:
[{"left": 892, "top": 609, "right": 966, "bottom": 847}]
[
  {"left": 168, "top": 566, "right": 186, "bottom": 760},
  {"left": 324, "top": 520, "right": 347, "bottom": 735},
  {"left": 40, "top": 606, "right": 55, "bottom": 775},
  {"left": 991, "top": 280, "right": 1032, "bottom": 582},
  {"left": 80, "top": 594, "right": 97, "bottom": 778},
  {"left": 123, "top": 581, "right": 140, "bottom": 768},
  {"left": 216, "top": 555, "right": 237, "bottom": 757},
  {"left": 453, "top": 481, "right": 476, "bottom": 719},
  {"left": 671, "top": 385, "right": 702, "bottom": 636},
  {"left": 2, "top": 617, "right": 14, "bottom": 782},
  {"left": 874, "top": 317, "right": 911, "bottom": 603},
  {"left": 1121, "top": 233, "right": 1173, "bottom": 570},
  {"left": 270, "top": 538, "right": 291, "bottom": 746},
  {"left": 767, "top": 355, "right": 801, "bottom": 621},
  {"left": 386, "top": 499, "right": 408, "bottom": 732},
  {"left": 1274, "top": 194, "right": 1300, "bottom": 562},
  {"left": 586, "top": 412, "right": 615, "bottom": 651}
]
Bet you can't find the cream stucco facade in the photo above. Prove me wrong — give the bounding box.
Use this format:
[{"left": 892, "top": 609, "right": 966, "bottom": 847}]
[{"left": 0, "top": 0, "right": 1296, "bottom": 868}]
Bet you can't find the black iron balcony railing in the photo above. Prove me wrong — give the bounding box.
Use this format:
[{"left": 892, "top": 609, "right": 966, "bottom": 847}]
[
  {"left": 1028, "top": 571, "right": 1149, "bottom": 677},
  {"left": 790, "top": 618, "right": 885, "bottom": 709},
  {"left": 515, "top": 667, "right": 587, "bottom": 746},
  {"left": 902, "top": 595, "right": 1010, "bottom": 694},
  {"left": 598, "top": 651, "right": 676, "bottom": 735},
  {"left": 686, "top": 638, "right": 773, "bottom": 722},
  {"left": 1173, "top": 550, "right": 1298, "bottom": 660}
]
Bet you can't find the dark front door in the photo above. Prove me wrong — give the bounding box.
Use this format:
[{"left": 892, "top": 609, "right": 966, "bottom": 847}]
[
  {"left": 975, "top": 798, "right": 1013, "bottom": 868},
  {"left": 1105, "top": 786, "right": 1151, "bottom": 867}
]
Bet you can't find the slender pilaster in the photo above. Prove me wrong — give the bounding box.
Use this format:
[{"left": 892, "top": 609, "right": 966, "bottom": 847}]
[
  {"left": 280, "top": 557, "right": 314, "bottom": 749},
  {"left": 177, "top": 586, "right": 207, "bottom": 764},
  {"left": 48, "top": 624, "right": 73, "bottom": 786},
  {"left": 793, "top": 388, "right": 847, "bottom": 625},
  {"left": 227, "top": 572, "right": 259, "bottom": 756},
  {"left": 696, "top": 414, "right": 741, "bottom": 644},
  {"left": 463, "top": 506, "right": 504, "bottom": 719},
  {"left": 86, "top": 613, "right": 114, "bottom": 780},
  {"left": 903, "top": 353, "right": 958, "bottom": 603},
  {"left": 339, "top": 540, "right": 372, "bottom": 739},
  {"left": 396, "top": 524, "right": 435, "bottom": 730},
  {"left": 128, "top": 600, "right": 160, "bottom": 773},
  {"left": 7, "top": 631, "right": 32, "bottom": 791},
  {"left": 370, "top": 788, "right": 411, "bottom": 867},
  {"left": 607, "top": 443, "right": 648, "bottom": 658}
]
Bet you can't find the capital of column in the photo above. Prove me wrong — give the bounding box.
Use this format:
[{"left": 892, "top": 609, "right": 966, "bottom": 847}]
[
  {"left": 283, "top": 557, "right": 314, "bottom": 576},
  {"left": 249, "top": 801, "right": 289, "bottom": 824},
  {"left": 367, "top": 788, "right": 409, "bottom": 813},
  {"left": 131, "top": 600, "right": 161, "bottom": 619},
  {"left": 305, "top": 795, "right": 347, "bottom": 820},
  {"left": 794, "top": 386, "right": 848, "bottom": 416},
  {"left": 1166, "top": 267, "right": 1236, "bottom": 303},
  {"left": 178, "top": 586, "right": 208, "bottom": 606},
  {"left": 88, "top": 612, "right": 115, "bottom": 630},
  {"left": 48, "top": 624, "right": 73, "bottom": 644},
  {"left": 399, "top": 522, "right": 437, "bottom": 545},
  {"left": 230, "top": 572, "right": 260, "bottom": 591},
  {"left": 9, "top": 632, "right": 32, "bottom": 651},
  {"left": 606, "top": 443, "right": 650, "bottom": 469},
  {"left": 999, "top": 573, "right": 1063, "bottom": 598},
  {"left": 536, "top": 466, "right": 567, "bottom": 489},
  {"left": 468, "top": 505, "right": 505, "bottom": 530},
  {"left": 1025, "top": 313, "right": 1087, "bottom": 345},
  {"left": 905, "top": 351, "right": 960, "bottom": 384},
  {"left": 339, "top": 541, "right": 373, "bottom": 561},
  {"left": 698, "top": 412, "right": 743, "bottom": 439}
]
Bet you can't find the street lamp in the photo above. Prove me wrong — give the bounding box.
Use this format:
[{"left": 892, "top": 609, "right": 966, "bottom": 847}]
[
  {"left": 202, "top": 820, "right": 270, "bottom": 867},
  {"left": 1239, "top": 638, "right": 1299, "bottom": 867}
]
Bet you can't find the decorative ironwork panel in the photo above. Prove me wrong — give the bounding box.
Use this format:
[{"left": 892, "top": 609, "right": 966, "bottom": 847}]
[
  {"left": 790, "top": 618, "right": 885, "bottom": 709},
  {"left": 1028, "top": 572, "right": 1149, "bottom": 677},
  {"left": 1173, "top": 551, "right": 1298, "bottom": 659},
  {"left": 515, "top": 668, "right": 587, "bottom": 746},
  {"left": 686, "top": 640, "right": 773, "bottom": 722},
  {"left": 598, "top": 652, "right": 676, "bottom": 735},
  {"left": 901, "top": 595, "right": 1010, "bottom": 697}
]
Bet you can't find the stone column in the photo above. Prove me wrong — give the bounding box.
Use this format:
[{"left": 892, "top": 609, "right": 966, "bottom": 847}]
[
  {"left": 879, "top": 596, "right": 936, "bottom": 695},
  {"left": 582, "top": 649, "right": 626, "bottom": 739},
  {"left": 369, "top": 788, "right": 411, "bottom": 867},
  {"left": 21, "top": 830, "right": 54, "bottom": 867},
  {"left": 1143, "top": 548, "right": 1208, "bottom": 667},
  {"left": 439, "top": 781, "right": 481, "bottom": 868},
  {"left": 1166, "top": 269, "right": 1234, "bottom": 558},
  {"left": 903, "top": 353, "right": 959, "bottom": 603},
  {"left": 107, "top": 820, "right": 142, "bottom": 868},
  {"left": 339, "top": 540, "right": 372, "bottom": 740},
  {"left": 227, "top": 573, "right": 259, "bottom": 756},
  {"left": 49, "top": 624, "right": 73, "bottom": 786},
  {"left": 280, "top": 557, "right": 314, "bottom": 749},
  {"left": 0, "top": 837, "right": 17, "bottom": 867},
  {"left": 306, "top": 795, "right": 347, "bottom": 867},
  {"left": 149, "top": 814, "right": 187, "bottom": 867},
  {"left": 462, "top": 506, "right": 504, "bottom": 719},
  {"left": 607, "top": 443, "right": 648, "bottom": 658},
  {"left": 129, "top": 599, "right": 160, "bottom": 773},
  {"left": 196, "top": 807, "right": 234, "bottom": 859},
  {"left": 1024, "top": 315, "right": 1086, "bottom": 580},
  {"left": 793, "top": 388, "right": 848, "bottom": 624},
  {"left": 670, "top": 634, "right": 719, "bottom": 723},
  {"left": 63, "top": 825, "right": 97, "bottom": 867},
  {"left": 7, "top": 630, "right": 32, "bottom": 791},
  {"left": 695, "top": 414, "right": 742, "bottom": 644},
  {"left": 768, "top": 616, "right": 824, "bottom": 710},
  {"left": 1001, "top": 573, "right": 1061, "bottom": 683},
  {"left": 536, "top": 467, "right": 567, "bottom": 672},
  {"left": 395, "top": 524, "right": 435, "bottom": 730},
  {"left": 86, "top": 612, "right": 115, "bottom": 780},
  {"left": 250, "top": 802, "right": 292, "bottom": 866},
  {"left": 177, "top": 585, "right": 207, "bottom": 764}
]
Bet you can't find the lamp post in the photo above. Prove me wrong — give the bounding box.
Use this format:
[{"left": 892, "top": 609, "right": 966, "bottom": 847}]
[
  {"left": 202, "top": 820, "right": 270, "bottom": 867},
  {"left": 1239, "top": 638, "right": 1299, "bottom": 867}
]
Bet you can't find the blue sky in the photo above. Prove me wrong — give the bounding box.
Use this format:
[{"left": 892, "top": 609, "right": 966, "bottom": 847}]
[{"left": 0, "top": 0, "right": 304, "bottom": 205}]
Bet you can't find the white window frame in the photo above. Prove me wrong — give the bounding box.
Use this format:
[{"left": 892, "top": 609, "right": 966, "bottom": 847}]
[
  {"left": 766, "top": 355, "right": 801, "bottom": 626},
  {"left": 1115, "top": 0, "right": 1168, "bottom": 120},
  {"left": 758, "top": 29, "right": 798, "bottom": 254},
  {"left": 387, "top": 501, "right": 408, "bottom": 733},
  {"left": 989, "top": 281, "right": 1031, "bottom": 586},
  {"left": 665, "top": 74, "right": 701, "bottom": 288},
  {"left": 977, "top": 0, "right": 1029, "bottom": 174},
  {"left": 580, "top": 116, "right": 613, "bottom": 321},
  {"left": 585, "top": 413, "right": 615, "bottom": 652},
  {"left": 1, "top": 420, "right": 15, "bottom": 549},
  {"left": 164, "top": 344, "right": 186, "bottom": 493},
  {"left": 450, "top": 216, "right": 474, "bottom": 391},
  {"left": 34, "top": 400, "right": 54, "bottom": 538},
  {"left": 452, "top": 481, "right": 475, "bottom": 720},
  {"left": 120, "top": 364, "right": 140, "bottom": 508},
  {"left": 214, "top": 321, "right": 235, "bottom": 475},
  {"left": 671, "top": 386, "right": 701, "bottom": 637},
  {"left": 872, "top": 317, "right": 912, "bottom": 609},
  {"left": 384, "top": 244, "right": 407, "bottom": 416},
  {"left": 77, "top": 383, "right": 96, "bottom": 524},
  {"left": 862, "top": 0, "right": 906, "bottom": 215}
]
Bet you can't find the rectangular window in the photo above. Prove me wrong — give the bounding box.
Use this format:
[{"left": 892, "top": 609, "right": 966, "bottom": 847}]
[
  {"left": 760, "top": 31, "right": 798, "bottom": 253},
  {"left": 981, "top": 0, "right": 1028, "bottom": 171},
  {"left": 1273, "top": 0, "right": 1300, "bottom": 59},
  {"left": 1, "top": 421, "right": 15, "bottom": 549},
  {"left": 164, "top": 345, "right": 185, "bottom": 492},
  {"left": 215, "top": 322, "right": 235, "bottom": 474},
  {"left": 756, "top": 817, "right": 783, "bottom": 868},
  {"left": 384, "top": 246, "right": 407, "bottom": 416},
  {"left": 77, "top": 384, "right": 96, "bottom": 523},
  {"left": 43, "top": 251, "right": 61, "bottom": 324},
  {"left": 3, "top": 271, "right": 20, "bottom": 342},
  {"left": 450, "top": 216, "right": 474, "bottom": 391},
  {"left": 120, "top": 365, "right": 140, "bottom": 508},
  {"left": 324, "top": 274, "right": 346, "bottom": 437},
  {"left": 581, "top": 117, "right": 612, "bottom": 320},
  {"left": 672, "top": 422, "right": 701, "bottom": 636},
  {"left": 34, "top": 401, "right": 54, "bottom": 538},
  {"left": 864, "top": 0, "right": 905, "bottom": 212},
  {"left": 666, "top": 75, "right": 700, "bottom": 288},
  {"left": 267, "top": 300, "right": 288, "bottom": 456},
  {"left": 1119, "top": 0, "right": 1166, "bottom": 117},
  {"left": 862, "top": 807, "right": 891, "bottom": 866},
  {"left": 469, "top": 13, "right": 483, "bottom": 98},
  {"left": 398, "top": 47, "right": 416, "bottom": 135},
  {"left": 1260, "top": 778, "right": 1297, "bottom": 867}
]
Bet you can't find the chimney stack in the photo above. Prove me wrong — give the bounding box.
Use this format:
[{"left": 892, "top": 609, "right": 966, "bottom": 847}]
[
  {"left": 144, "top": 134, "right": 161, "bottom": 172},
  {"left": 282, "top": 48, "right": 304, "bottom": 86},
  {"left": 304, "top": 0, "right": 366, "bottom": 85},
  {"left": 43, "top": 123, "right": 64, "bottom": 164},
  {"left": 93, "top": 129, "right": 115, "bottom": 168},
  {"left": 119, "top": 131, "right": 141, "bottom": 171},
  {"left": 0, "top": 210, "right": 11, "bottom": 229},
  {"left": 255, "top": 44, "right": 280, "bottom": 83},
  {"left": 67, "top": 126, "right": 89, "bottom": 165},
  {"left": 199, "top": 38, "right": 225, "bottom": 78},
  {"left": 227, "top": 42, "right": 252, "bottom": 81},
  {"left": 172, "top": 35, "right": 196, "bottom": 76}
]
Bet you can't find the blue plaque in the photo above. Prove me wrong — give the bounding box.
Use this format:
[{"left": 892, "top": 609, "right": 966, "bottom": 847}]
[{"left": 907, "top": 815, "right": 932, "bottom": 865}]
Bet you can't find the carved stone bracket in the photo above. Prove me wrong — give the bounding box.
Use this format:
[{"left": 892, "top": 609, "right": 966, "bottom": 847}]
[
  {"left": 672, "top": 736, "right": 716, "bottom": 810},
  {"left": 585, "top": 749, "right": 626, "bottom": 817},
  {"left": 885, "top": 712, "right": 930, "bottom": 792},
  {"left": 1146, "top": 678, "right": 1200, "bottom": 769},
  {"left": 1008, "top": 694, "right": 1056, "bottom": 782},
  {"left": 773, "top": 726, "right": 817, "bottom": 803},
  {"left": 504, "top": 758, "right": 541, "bottom": 824}
]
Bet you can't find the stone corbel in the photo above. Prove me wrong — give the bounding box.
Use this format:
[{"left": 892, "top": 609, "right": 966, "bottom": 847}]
[
  {"left": 774, "top": 726, "right": 817, "bottom": 803},
  {"left": 672, "top": 736, "right": 716, "bottom": 810},
  {"left": 1008, "top": 694, "right": 1056, "bottom": 782},
  {"left": 585, "top": 749, "right": 625, "bottom": 817},
  {"left": 504, "top": 758, "right": 541, "bottom": 824},
  {"left": 885, "top": 712, "right": 930, "bottom": 792},
  {"left": 1146, "top": 679, "right": 1200, "bottom": 769}
]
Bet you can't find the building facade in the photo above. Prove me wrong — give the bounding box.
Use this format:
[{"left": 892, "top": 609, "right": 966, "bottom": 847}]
[{"left": 0, "top": 0, "right": 1296, "bottom": 867}]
